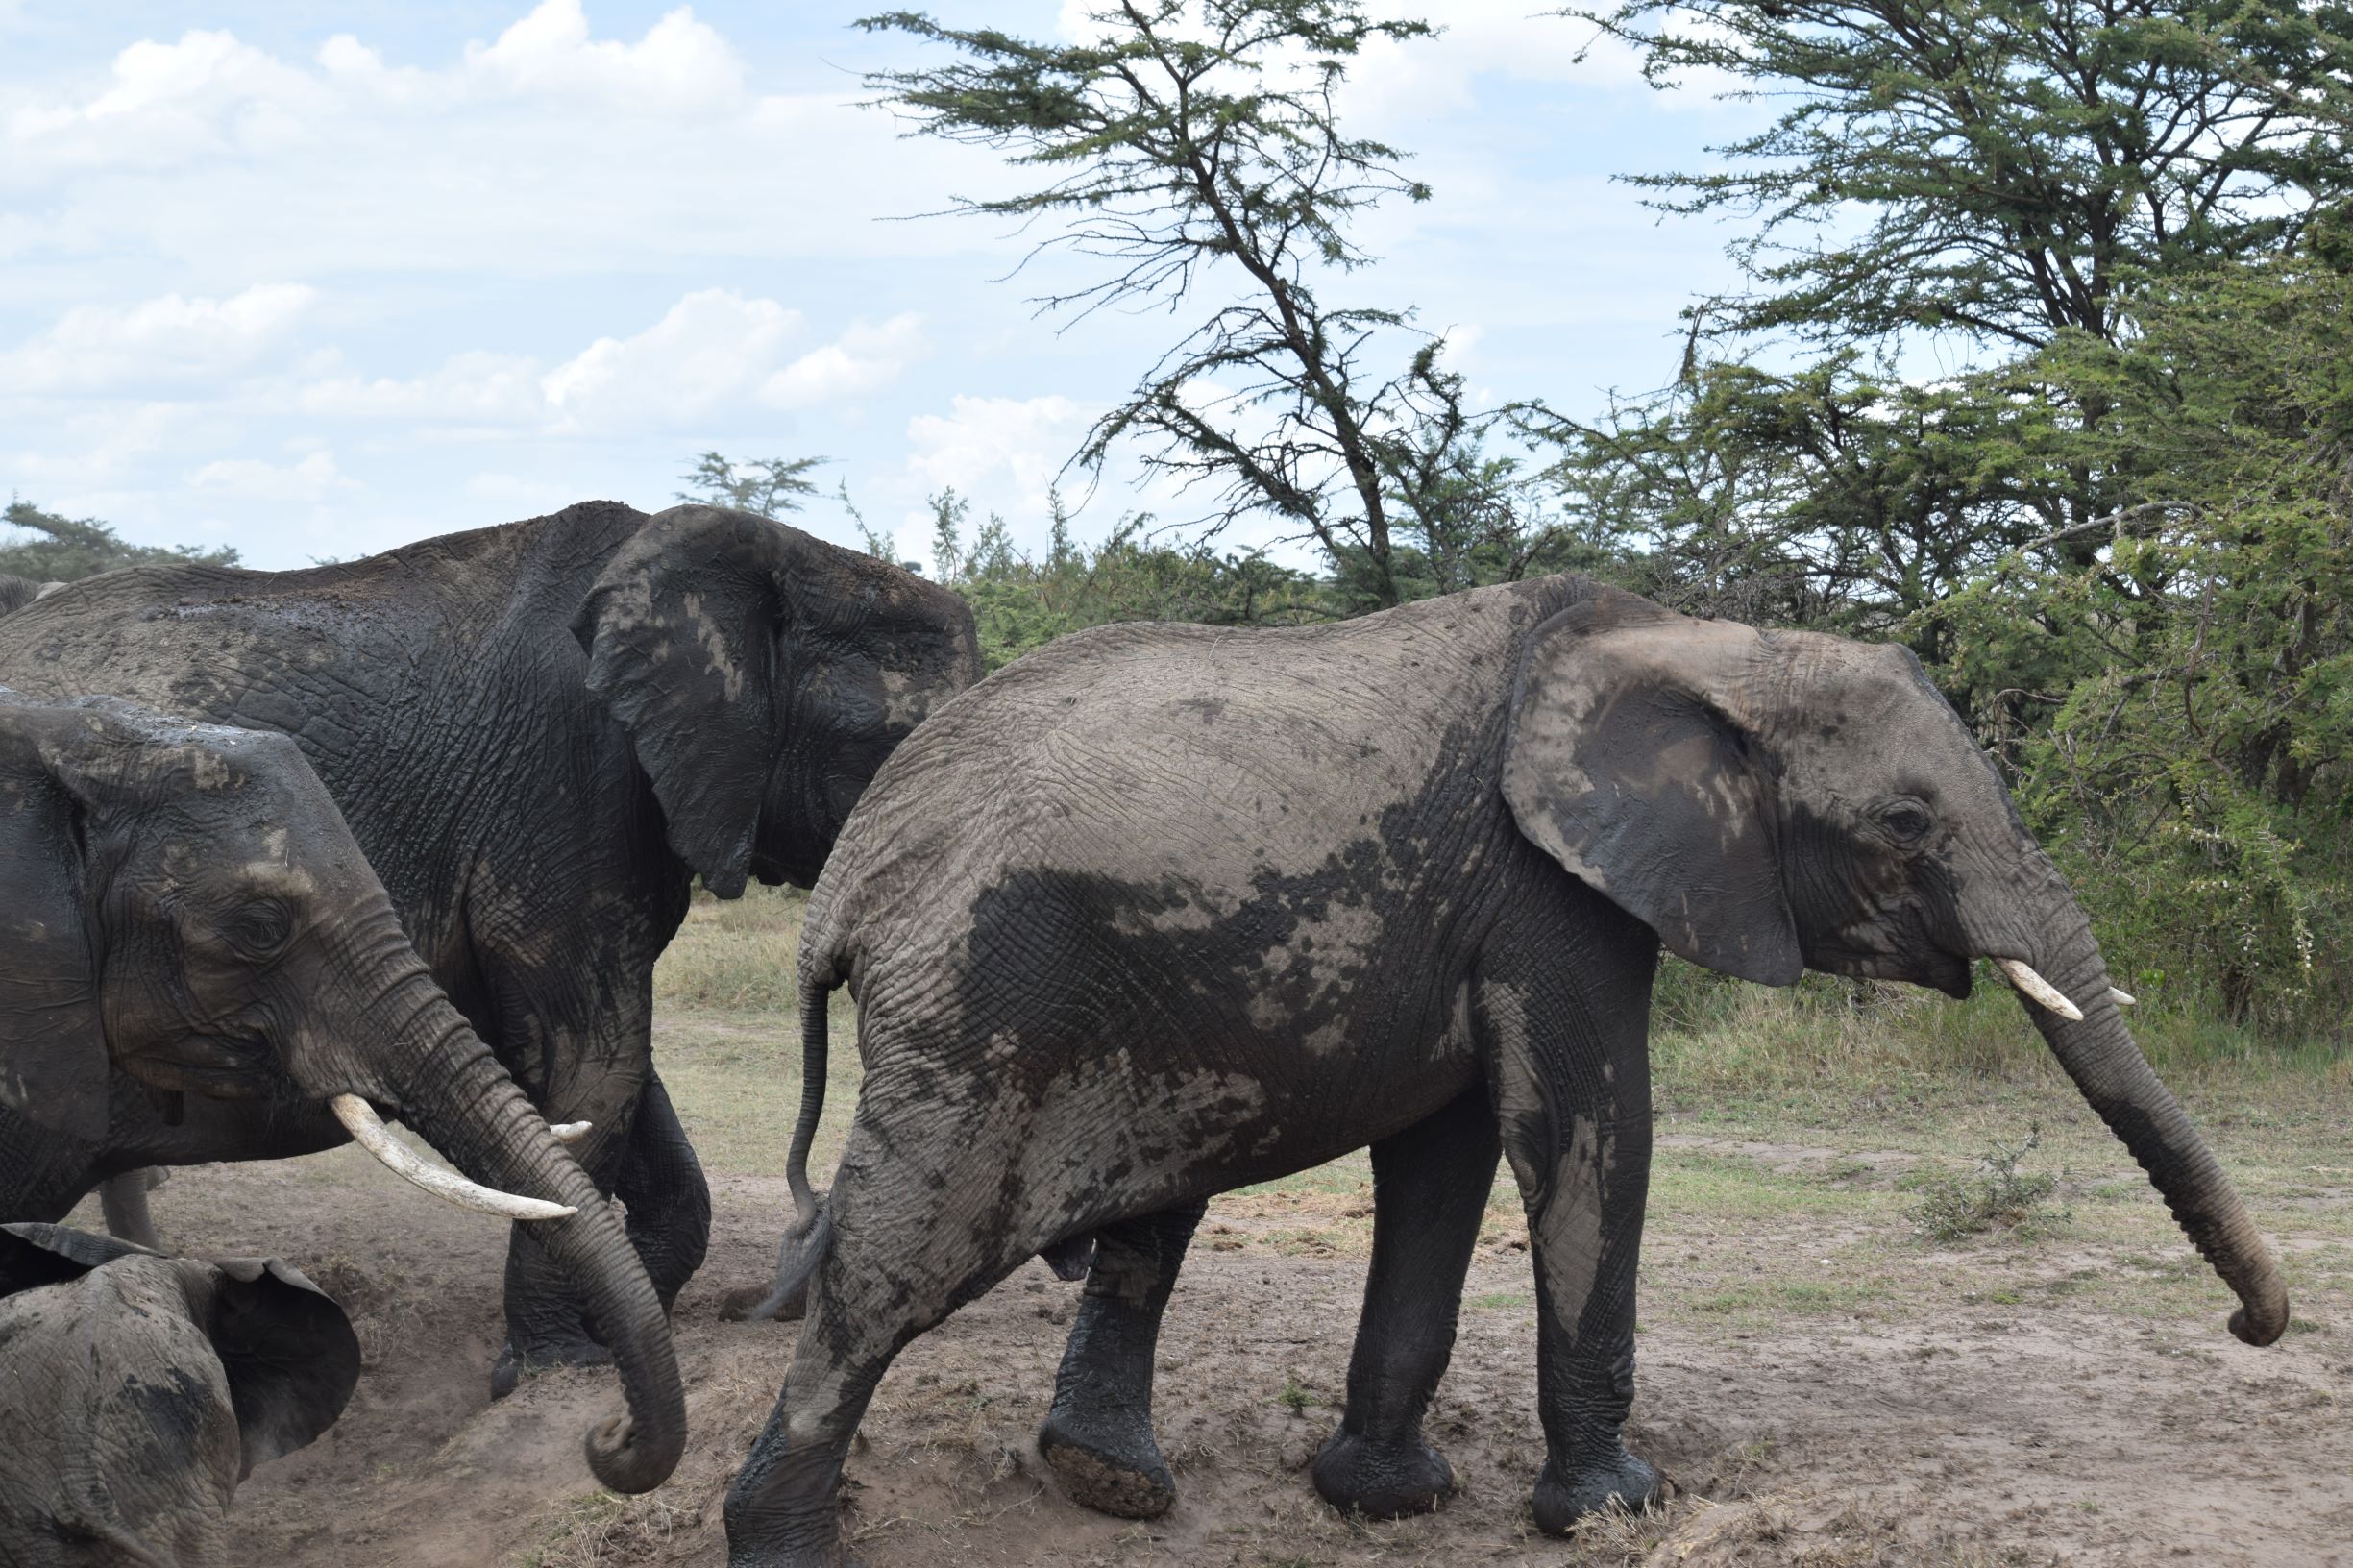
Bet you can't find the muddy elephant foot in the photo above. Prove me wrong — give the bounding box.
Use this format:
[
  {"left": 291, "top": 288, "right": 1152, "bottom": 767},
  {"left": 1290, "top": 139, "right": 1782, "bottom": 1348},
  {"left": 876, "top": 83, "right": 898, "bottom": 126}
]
[
  {"left": 489, "top": 1334, "right": 615, "bottom": 1400},
  {"left": 1310, "top": 1426, "right": 1455, "bottom": 1518},
  {"left": 1532, "top": 1446, "right": 1666, "bottom": 1534},
  {"left": 1036, "top": 1404, "right": 1177, "bottom": 1519}
]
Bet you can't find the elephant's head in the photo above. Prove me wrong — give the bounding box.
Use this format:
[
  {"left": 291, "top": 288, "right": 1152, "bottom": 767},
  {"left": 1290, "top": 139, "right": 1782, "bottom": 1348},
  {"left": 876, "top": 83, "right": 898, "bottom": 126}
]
[
  {"left": 0, "top": 1222, "right": 359, "bottom": 1482},
  {"left": 572, "top": 504, "right": 982, "bottom": 897},
  {"left": 0, "top": 693, "right": 685, "bottom": 1491},
  {"left": 1502, "top": 584, "right": 2288, "bottom": 1346},
  {"left": 0, "top": 575, "right": 61, "bottom": 616}
]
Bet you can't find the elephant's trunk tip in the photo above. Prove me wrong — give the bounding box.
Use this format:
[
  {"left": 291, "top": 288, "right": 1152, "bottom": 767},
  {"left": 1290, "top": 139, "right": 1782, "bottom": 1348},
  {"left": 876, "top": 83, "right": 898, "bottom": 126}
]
[
  {"left": 584, "top": 1409, "right": 682, "bottom": 1494},
  {"left": 2229, "top": 1274, "right": 2291, "bottom": 1347}
]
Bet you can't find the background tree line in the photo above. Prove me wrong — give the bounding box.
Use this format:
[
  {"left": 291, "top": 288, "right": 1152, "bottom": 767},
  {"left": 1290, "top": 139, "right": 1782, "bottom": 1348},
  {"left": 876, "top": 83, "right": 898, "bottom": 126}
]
[{"left": 15, "top": 2, "right": 2350, "bottom": 1032}]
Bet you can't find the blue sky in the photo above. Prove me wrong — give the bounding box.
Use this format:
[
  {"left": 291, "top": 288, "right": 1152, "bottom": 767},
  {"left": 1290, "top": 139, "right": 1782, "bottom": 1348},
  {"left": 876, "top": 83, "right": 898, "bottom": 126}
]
[{"left": 0, "top": 1, "right": 1761, "bottom": 570}]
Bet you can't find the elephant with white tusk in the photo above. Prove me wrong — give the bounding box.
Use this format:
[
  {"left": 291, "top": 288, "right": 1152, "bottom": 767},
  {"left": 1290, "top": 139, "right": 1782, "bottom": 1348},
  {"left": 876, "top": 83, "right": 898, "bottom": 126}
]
[
  {"left": 0, "top": 690, "right": 683, "bottom": 1493},
  {"left": 723, "top": 576, "right": 2286, "bottom": 1566}
]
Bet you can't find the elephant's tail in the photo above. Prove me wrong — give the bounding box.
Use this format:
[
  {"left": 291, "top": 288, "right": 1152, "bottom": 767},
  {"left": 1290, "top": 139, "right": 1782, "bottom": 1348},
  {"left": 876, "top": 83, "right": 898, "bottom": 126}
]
[{"left": 744, "top": 969, "right": 838, "bottom": 1323}]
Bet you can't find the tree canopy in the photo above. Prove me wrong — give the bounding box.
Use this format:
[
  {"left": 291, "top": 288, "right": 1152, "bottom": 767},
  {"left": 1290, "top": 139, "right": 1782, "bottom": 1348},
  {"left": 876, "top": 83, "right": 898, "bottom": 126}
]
[
  {"left": 860, "top": 2, "right": 1563, "bottom": 606},
  {"left": 1570, "top": 0, "right": 2353, "bottom": 353},
  {"left": 0, "top": 499, "right": 239, "bottom": 581}
]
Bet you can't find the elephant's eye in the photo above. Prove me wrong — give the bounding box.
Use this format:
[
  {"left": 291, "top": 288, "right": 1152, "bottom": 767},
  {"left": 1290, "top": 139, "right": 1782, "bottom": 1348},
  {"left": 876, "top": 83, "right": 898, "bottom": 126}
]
[
  {"left": 222, "top": 897, "right": 296, "bottom": 957},
  {"left": 1879, "top": 801, "right": 1934, "bottom": 844}
]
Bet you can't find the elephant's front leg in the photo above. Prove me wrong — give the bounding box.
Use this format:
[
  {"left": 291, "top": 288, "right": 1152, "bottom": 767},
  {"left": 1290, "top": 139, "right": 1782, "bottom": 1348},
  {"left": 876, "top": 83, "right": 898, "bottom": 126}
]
[
  {"left": 1311, "top": 1084, "right": 1499, "bottom": 1518},
  {"left": 1036, "top": 1200, "right": 1205, "bottom": 1519},
  {"left": 1477, "top": 920, "right": 1665, "bottom": 1532}
]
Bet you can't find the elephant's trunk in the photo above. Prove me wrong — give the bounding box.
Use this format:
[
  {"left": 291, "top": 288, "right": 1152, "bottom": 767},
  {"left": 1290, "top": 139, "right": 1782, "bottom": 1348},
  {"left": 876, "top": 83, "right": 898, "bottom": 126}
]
[
  {"left": 2000, "top": 891, "right": 2288, "bottom": 1346},
  {"left": 321, "top": 945, "right": 686, "bottom": 1493}
]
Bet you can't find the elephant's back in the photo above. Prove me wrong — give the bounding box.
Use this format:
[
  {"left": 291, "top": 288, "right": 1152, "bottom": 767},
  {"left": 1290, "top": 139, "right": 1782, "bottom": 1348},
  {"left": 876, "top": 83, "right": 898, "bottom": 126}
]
[
  {"left": 0, "top": 502, "right": 650, "bottom": 755},
  {"left": 0, "top": 1262, "right": 241, "bottom": 1558},
  {"left": 806, "top": 577, "right": 1576, "bottom": 989}
]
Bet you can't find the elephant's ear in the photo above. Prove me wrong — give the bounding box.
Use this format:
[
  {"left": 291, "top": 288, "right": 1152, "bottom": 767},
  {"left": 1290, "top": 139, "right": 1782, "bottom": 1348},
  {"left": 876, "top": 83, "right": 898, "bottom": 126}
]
[
  {"left": 0, "top": 1221, "right": 153, "bottom": 1297},
  {"left": 570, "top": 504, "right": 818, "bottom": 899},
  {"left": 0, "top": 707, "right": 109, "bottom": 1140},
  {"left": 1502, "top": 589, "right": 1802, "bottom": 986},
  {"left": 207, "top": 1257, "right": 361, "bottom": 1477}
]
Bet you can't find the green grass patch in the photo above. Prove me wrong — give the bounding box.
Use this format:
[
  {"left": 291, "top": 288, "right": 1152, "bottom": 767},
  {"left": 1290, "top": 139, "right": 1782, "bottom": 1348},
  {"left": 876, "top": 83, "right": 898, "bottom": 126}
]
[{"left": 1908, "top": 1124, "right": 2067, "bottom": 1242}]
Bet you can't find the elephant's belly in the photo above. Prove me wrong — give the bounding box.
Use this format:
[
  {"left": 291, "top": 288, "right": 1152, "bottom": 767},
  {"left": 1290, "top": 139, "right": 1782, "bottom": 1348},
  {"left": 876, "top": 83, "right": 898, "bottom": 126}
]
[{"left": 1028, "top": 1024, "right": 1484, "bottom": 1226}]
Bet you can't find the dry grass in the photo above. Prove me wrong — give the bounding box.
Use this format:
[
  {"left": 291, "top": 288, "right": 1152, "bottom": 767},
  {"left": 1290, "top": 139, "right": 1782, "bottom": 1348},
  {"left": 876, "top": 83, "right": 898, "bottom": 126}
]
[
  {"left": 513, "top": 1493, "right": 699, "bottom": 1567},
  {"left": 651, "top": 884, "right": 808, "bottom": 1014}
]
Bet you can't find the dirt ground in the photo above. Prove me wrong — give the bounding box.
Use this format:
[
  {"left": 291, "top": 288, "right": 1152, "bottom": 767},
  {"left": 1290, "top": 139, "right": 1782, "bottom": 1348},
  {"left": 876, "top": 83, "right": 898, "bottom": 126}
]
[{"left": 72, "top": 1005, "right": 2353, "bottom": 1568}]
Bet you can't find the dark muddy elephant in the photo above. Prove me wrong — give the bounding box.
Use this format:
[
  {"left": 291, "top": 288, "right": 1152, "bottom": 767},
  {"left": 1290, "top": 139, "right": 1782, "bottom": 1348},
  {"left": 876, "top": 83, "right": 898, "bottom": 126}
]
[
  {"left": 0, "top": 575, "right": 61, "bottom": 616},
  {"left": 0, "top": 501, "right": 979, "bottom": 1394},
  {"left": 0, "top": 691, "right": 677, "bottom": 1488},
  {"left": 725, "top": 576, "right": 2287, "bottom": 1566},
  {"left": 0, "top": 1223, "right": 359, "bottom": 1566}
]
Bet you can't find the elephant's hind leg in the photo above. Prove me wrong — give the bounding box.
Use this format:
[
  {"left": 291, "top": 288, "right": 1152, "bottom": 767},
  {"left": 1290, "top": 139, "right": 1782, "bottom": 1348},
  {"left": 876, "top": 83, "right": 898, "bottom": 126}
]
[
  {"left": 614, "top": 1070, "right": 711, "bottom": 1311},
  {"left": 1311, "top": 1084, "right": 1499, "bottom": 1519},
  {"left": 723, "top": 1111, "right": 1050, "bottom": 1568},
  {"left": 1037, "top": 1200, "right": 1206, "bottom": 1519}
]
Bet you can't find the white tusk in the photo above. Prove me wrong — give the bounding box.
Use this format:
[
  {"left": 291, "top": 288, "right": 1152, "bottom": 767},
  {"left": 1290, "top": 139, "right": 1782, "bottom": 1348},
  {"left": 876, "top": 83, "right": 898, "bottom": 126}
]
[
  {"left": 549, "top": 1120, "right": 592, "bottom": 1144},
  {"left": 2108, "top": 986, "right": 2137, "bottom": 1008},
  {"left": 1993, "top": 959, "right": 2085, "bottom": 1023},
  {"left": 330, "top": 1095, "right": 577, "bottom": 1221}
]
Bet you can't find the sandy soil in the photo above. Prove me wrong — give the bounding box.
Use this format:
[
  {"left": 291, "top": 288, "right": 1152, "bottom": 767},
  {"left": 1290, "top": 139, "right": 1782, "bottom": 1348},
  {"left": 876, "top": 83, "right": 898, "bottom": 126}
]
[{"left": 75, "top": 1124, "right": 2353, "bottom": 1568}]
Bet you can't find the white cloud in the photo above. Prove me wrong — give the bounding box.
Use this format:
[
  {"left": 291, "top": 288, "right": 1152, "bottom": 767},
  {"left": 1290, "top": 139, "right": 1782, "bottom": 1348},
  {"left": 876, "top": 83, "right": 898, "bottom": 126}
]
[
  {"left": 906, "top": 393, "right": 1093, "bottom": 515},
  {"left": 292, "top": 291, "right": 918, "bottom": 434},
  {"left": 7, "top": 29, "right": 324, "bottom": 171},
  {"left": 762, "top": 314, "right": 925, "bottom": 411},
  {"left": 189, "top": 450, "right": 355, "bottom": 502},
  {"left": 1, "top": 283, "right": 316, "bottom": 392},
  {"left": 541, "top": 288, "right": 803, "bottom": 429},
  {"left": 0, "top": 4, "right": 1008, "bottom": 275},
  {"left": 462, "top": 1, "right": 743, "bottom": 108},
  {"left": 298, "top": 351, "right": 548, "bottom": 425}
]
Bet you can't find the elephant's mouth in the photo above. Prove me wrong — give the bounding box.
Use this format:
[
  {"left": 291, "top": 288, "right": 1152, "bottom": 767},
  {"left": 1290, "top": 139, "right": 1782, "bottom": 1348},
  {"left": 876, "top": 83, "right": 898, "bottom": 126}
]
[
  {"left": 118, "top": 1031, "right": 277, "bottom": 1100},
  {"left": 1801, "top": 927, "right": 1974, "bottom": 999}
]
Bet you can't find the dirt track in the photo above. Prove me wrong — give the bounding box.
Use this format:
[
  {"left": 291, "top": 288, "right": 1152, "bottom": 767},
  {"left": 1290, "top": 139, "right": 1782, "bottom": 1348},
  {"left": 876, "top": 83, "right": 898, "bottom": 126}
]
[{"left": 83, "top": 1116, "right": 2353, "bottom": 1568}]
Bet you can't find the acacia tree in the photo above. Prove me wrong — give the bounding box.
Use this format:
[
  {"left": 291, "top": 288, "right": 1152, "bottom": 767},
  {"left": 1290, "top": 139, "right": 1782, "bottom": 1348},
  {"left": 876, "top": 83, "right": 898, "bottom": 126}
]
[
  {"left": 861, "top": 2, "right": 1508, "bottom": 607},
  {"left": 1534, "top": 0, "right": 2353, "bottom": 624},
  {"left": 1571, "top": 0, "right": 2353, "bottom": 353},
  {"left": 675, "top": 451, "right": 828, "bottom": 518},
  {"left": 0, "top": 498, "right": 238, "bottom": 580}
]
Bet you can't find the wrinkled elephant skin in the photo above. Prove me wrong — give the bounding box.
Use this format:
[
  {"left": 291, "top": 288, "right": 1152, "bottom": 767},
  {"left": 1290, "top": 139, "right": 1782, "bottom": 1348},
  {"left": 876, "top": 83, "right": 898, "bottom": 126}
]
[
  {"left": 723, "top": 576, "right": 2285, "bottom": 1566},
  {"left": 0, "top": 502, "right": 978, "bottom": 1390}
]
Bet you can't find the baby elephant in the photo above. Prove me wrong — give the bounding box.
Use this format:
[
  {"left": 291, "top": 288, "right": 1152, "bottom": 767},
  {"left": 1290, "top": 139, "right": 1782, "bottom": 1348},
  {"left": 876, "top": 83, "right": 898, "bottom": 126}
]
[{"left": 0, "top": 1222, "right": 359, "bottom": 1566}]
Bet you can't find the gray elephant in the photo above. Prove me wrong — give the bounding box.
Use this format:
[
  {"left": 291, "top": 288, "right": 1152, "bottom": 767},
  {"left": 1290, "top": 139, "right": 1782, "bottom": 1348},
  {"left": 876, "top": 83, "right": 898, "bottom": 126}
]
[
  {"left": 1, "top": 572, "right": 158, "bottom": 1247},
  {"left": 0, "top": 1223, "right": 359, "bottom": 1567},
  {"left": 723, "top": 576, "right": 2287, "bottom": 1565},
  {"left": 0, "top": 575, "right": 61, "bottom": 615},
  {"left": 0, "top": 690, "right": 680, "bottom": 1491},
  {"left": 0, "top": 502, "right": 978, "bottom": 1392}
]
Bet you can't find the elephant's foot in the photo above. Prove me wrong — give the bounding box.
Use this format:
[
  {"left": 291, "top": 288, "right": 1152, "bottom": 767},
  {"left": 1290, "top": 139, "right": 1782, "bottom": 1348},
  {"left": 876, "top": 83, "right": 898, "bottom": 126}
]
[
  {"left": 1036, "top": 1405, "right": 1177, "bottom": 1520},
  {"left": 1311, "top": 1426, "right": 1455, "bottom": 1519},
  {"left": 723, "top": 1539, "right": 859, "bottom": 1568},
  {"left": 1532, "top": 1445, "right": 1666, "bottom": 1535},
  {"left": 489, "top": 1334, "right": 615, "bottom": 1400}
]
